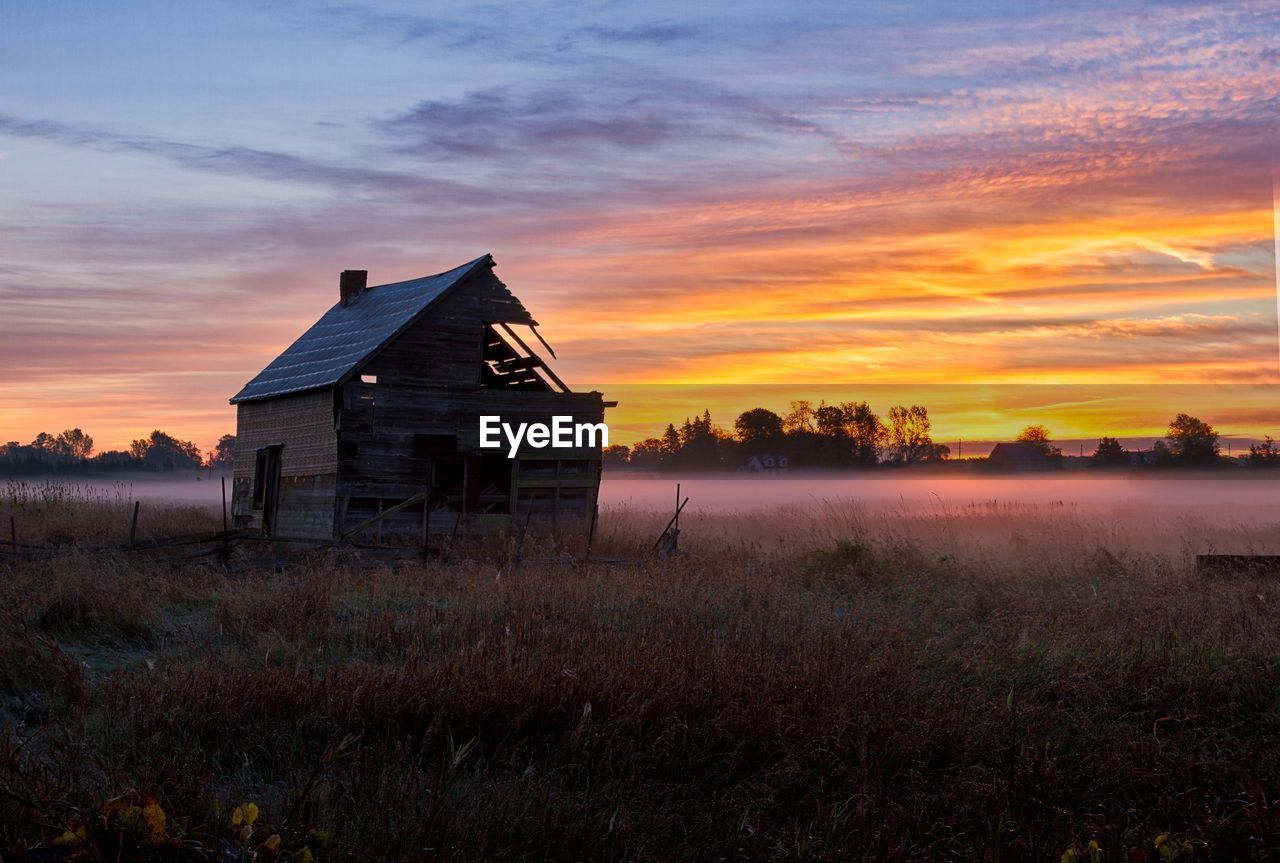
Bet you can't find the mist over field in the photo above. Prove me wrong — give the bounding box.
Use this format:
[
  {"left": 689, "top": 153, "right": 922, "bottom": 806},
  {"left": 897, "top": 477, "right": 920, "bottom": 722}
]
[
  {"left": 39, "top": 471, "right": 1280, "bottom": 515},
  {"left": 4, "top": 481, "right": 1280, "bottom": 859},
  {"left": 16, "top": 473, "right": 1277, "bottom": 565}
]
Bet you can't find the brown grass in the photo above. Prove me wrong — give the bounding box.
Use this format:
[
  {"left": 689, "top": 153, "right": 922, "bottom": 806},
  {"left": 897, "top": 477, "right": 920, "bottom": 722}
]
[{"left": 1, "top": 485, "right": 1279, "bottom": 860}]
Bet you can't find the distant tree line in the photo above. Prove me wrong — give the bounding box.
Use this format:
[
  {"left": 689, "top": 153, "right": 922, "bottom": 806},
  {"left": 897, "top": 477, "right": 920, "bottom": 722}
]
[
  {"left": 1090, "top": 414, "right": 1279, "bottom": 468},
  {"left": 604, "top": 401, "right": 950, "bottom": 471},
  {"left": 603, "top": 406, "right": 1278, "bottom": 472},
  {"left": 0, "top": 429, "right": 235, "bottom": 475}
]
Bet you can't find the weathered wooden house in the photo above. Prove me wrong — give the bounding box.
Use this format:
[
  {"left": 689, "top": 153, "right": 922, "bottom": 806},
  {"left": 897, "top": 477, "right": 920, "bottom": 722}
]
[
  {"left": 229, "top": 254, "right": 610, "bottom": 542},
  {"left": 986, "top": 441, "right": 1052, "bottom": 471}
]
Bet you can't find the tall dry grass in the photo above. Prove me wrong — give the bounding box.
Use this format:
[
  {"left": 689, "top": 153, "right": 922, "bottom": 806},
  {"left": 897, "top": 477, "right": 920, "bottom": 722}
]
[
  {"left": 0, "top": 485, "right": 1278, "bottom": 860},
  {"left": 2, "top": 479, "right": 220, "bottom": 546}
]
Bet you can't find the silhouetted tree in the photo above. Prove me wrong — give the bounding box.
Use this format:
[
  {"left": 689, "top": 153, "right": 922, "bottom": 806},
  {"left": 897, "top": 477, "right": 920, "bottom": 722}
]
[
  {"left": 735, "top": 408, "right": 785, "bottom": 453},
  {"left": 1016, "top": 425, "right": 1062, "bottom": 458},
  {"left": 92, "top": 450, "right": 140, "bottom": 469},
  {"left": 660, "top": 424, "right": 681, "bottom": 459},
  {"left": 803, "top": 400, "right": 887, "bottom": 467},
  {"left": 629, "top": 438, "right": 665, "bottom": 470},
  {"left": 843, "top": 401, "right": 887, "bottom": 466},
  {"left": 31, "top": 432, "right": 59, "bottom": 454},
  {"left": 56, "top": 428, "right": 94, "bottom": 460},
  {"left": 131, "top": 430, "right": 201, "bottom": 471},
  {"left": 1249, "top": 436, "right": 1279, "bottom": 467},
  {"left": 1093, "top": 436, "right": 1127, "bottom": 466},
  {"left": 1165, "top": 414, "right": 1219, "bottom": 465},
  {"left": 602, "top": 444, "right": 631, "bottom": 469},
  {"left": 672, "top": 410, "right": 732, "bottom": 469},
  {"left": 783, "top": 401, "right": 817, "bottom": 435},
  {"left": 886, "top": 405, "right": 935, "bottom": 464},
  {"left": 0, "top": 429, "right": 96, "bottom": 472},
  {"left": 208, "top": 434, "right": 235, "bottom": 468}
]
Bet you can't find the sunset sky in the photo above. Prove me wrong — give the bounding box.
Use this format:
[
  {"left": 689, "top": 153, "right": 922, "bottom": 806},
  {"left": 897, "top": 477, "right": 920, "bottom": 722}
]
[{"left": 2, "top": 1, "right": 1277, "bottom": 453}]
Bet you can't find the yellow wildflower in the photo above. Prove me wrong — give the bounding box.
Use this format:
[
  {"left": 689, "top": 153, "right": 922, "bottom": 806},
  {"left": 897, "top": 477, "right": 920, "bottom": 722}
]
[
  {"left": 53, "top": 829, "right": 84, "bottom": 847},
  {"left": 142, "top": 802, "right": 166, "bottom": 843}
]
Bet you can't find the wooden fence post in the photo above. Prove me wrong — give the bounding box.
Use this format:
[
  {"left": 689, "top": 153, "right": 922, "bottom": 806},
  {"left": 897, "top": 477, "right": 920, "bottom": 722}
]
[
  {"left": 129, "top": 500, "right": 140, "bottom": 550},
  {"left": 674, "top": 483, "right": 680, "bottom": 554}
]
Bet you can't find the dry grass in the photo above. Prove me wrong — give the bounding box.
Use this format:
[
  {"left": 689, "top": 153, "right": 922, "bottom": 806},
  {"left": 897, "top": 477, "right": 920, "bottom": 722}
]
[{"left": 1, "top": 485, "right": 1279, "bottom": 860}]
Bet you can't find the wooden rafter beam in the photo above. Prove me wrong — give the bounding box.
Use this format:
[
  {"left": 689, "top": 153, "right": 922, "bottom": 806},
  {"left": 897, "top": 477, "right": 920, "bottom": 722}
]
[
  {"left": 530, "top": 326, "right": 557, "bottom": 359},
  {"left": 497, "top": 323, "right": 570, "bottom": 392}
]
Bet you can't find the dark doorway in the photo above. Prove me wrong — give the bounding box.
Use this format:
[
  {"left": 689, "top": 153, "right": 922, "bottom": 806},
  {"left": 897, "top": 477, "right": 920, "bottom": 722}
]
[{"left": 253, "top": 444, "right": 283, "bottom": 535}]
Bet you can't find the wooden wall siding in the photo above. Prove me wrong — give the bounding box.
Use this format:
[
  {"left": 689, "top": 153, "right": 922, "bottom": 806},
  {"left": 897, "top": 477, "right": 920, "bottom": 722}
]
[
  {"left": 229, "top": 474, "right": 336, "bottom": 540},
  {"left": 333, "top": 383, "right": 606, "bottom": 538},
  {"left": 231, "top": 389, "right": 338, "bottom": 539},
  {"left": 272, "top": 475, "right": 337, "bottom": 539},
  {"left": 336, "top": 388, "right": 606, "bottom": 490},
  {"left": 359, "top": 270, "right": 534, "bottom": 389},
  {"left": 233, "top": 389, "right": 338, "bottom": 479}
]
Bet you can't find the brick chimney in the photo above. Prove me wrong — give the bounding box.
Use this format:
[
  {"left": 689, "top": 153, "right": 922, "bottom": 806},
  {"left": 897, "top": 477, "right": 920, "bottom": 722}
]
[{"left": 339, "top": 270, "right": 367, "bottom": 307}]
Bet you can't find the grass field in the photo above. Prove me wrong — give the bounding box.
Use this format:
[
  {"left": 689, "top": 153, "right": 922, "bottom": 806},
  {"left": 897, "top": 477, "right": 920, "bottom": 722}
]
[{"left": 1, "top": 480, "right": 1279, "bottom": 861}]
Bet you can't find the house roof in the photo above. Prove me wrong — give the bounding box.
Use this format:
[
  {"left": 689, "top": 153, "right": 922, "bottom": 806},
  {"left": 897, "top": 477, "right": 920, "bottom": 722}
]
[
  {"left": 231, "top": 254, "right": 498, "bottom": 404},
  {"left": 988, "top": 441, "right": 1048, "bottom": 461}
]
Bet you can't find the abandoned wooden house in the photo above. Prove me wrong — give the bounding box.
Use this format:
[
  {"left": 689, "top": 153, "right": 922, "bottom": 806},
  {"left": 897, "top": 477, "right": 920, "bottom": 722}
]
[
  {"left": 985, "top": 441, "right": 1052, "bottom": 472},
  {"left": 229, "top": 254, "right": 611, "bottom": 543}
]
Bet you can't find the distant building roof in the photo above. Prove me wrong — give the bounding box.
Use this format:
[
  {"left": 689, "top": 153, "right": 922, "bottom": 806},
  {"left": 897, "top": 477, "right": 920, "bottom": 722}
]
[
  {"left": 988, "top": 441, "right": 1049, "bottom": 463},
  {"left": 231, "top": 254, "right": 515, "bottom": 404}
]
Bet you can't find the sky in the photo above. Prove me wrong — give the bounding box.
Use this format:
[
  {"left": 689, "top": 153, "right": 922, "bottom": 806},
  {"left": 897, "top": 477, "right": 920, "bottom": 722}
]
[{"left": 1, "top": 0, "right": 1277, "bottom": 453}]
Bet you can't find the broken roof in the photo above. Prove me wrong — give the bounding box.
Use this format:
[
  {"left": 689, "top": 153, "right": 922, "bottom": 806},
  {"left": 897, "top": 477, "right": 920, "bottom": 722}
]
[{"left": 232, "top": 254, "right": 511, "bottom": 404}]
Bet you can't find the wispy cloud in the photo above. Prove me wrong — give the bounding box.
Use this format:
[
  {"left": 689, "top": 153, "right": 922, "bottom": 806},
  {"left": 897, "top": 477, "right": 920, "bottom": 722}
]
[
  {"left": 0, "top": 114, "right": 487, "bottom": 204},
  {"left": 382, "top": 86, "right": 692, "bottom": 160},
  {"left": 572, "top": 22, "right": 698, "bottom": 47},
  {"left": 0, "top": 0, "right": 1276, "bottom": 449}
]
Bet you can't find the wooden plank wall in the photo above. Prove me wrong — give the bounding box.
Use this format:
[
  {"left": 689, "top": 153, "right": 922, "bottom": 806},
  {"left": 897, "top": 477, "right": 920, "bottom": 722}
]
[
  {"left": 230, "top": 474, "right": 337, "bottom": 540},
  {"left": 231, "top": 389, "right": 338, "bottom": 539}
]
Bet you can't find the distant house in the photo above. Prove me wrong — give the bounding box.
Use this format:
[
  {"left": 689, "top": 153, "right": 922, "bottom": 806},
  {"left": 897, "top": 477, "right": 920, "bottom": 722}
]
[
  {"left": 229, "top": 254, "right": 611, "bottom": 542},
  {"left": 738, "top": 454, "right": 789, "bottom": 474},
  {"left": 986, "top": 441, "right": 1051, "bottom": 471}
]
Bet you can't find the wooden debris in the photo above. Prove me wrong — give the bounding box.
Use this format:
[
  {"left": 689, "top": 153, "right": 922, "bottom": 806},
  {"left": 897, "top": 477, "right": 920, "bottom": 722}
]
[{"left": 653, "top": 485, "right": 689, "bottom": 554}]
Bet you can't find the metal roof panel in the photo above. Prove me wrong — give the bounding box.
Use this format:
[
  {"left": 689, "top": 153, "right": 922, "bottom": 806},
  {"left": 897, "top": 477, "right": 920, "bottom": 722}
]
[{"left": 230, "top": 254, "right": 491, "bottom": 404}]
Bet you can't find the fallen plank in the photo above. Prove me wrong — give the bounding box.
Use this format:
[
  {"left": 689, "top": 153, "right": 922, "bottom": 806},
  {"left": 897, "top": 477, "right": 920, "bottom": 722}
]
[{"left": 340, "top": 493, "right": 426, "bottom": 542}]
